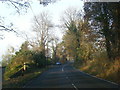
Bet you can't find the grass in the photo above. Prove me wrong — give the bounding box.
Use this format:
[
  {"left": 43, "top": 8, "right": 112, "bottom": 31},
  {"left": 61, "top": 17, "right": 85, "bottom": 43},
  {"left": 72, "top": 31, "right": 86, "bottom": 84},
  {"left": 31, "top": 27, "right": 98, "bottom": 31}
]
[
  {"left": 74, "top": 52, "right": 120, "bottom": 85},
  {"left": 2, "top": 66, "right": 51, "bottom": 88}
]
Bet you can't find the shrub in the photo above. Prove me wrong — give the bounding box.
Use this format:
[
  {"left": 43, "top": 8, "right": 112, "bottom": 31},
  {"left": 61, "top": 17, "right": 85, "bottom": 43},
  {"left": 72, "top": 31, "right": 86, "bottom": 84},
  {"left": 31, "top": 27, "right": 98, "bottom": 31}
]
[
  {"left": 32, "top": 51, "right": 46, "bottom": 67},
  {"left": 78, "top": 51, "right": 120, "bottom": 84},
  {"left": 4, "top": 50, "right": 34, "bottom": 80}
]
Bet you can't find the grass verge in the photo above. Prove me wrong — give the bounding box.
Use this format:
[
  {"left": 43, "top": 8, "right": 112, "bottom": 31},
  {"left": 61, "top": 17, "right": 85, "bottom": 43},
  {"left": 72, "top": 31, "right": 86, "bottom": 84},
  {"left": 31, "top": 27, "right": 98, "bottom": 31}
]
[
  {"left": 2, "top": 66, "right": 51, "bottom": 88},
  {"left": 73, "top": 53, "right": 120, "bottom": 85}
]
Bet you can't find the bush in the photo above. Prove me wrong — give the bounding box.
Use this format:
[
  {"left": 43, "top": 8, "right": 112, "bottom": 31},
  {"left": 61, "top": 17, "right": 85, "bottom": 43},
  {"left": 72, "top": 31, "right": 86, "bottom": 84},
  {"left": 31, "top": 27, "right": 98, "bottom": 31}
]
[
  {"left": 4, "top": 50, "right": 52, "bottom": 80},
  {"left": 3, "top": 67, "right": 47, "bottom": 88},
  {"left": 4, "top": 50, "right": 35, "bottom": 80},
  {"left": 32, "top": 51, "right": 46, "bottom": 67},
  {"left": 77, "top": 51, "right": 120, "bottom": 84}
]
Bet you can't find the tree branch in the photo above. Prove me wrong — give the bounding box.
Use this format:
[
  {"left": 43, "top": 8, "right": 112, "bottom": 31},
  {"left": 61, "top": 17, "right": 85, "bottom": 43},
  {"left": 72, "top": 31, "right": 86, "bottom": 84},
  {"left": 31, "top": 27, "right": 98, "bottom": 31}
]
[{"left": 0, "top": 25, "right": 18, "bottom": 33}]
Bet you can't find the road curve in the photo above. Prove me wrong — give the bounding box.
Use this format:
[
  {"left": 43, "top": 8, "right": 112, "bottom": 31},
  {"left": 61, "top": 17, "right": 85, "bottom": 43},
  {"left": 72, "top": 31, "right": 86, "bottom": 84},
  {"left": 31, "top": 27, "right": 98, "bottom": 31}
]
[{"left": 23, "top": 62, "right": 119, "bottom": 89}]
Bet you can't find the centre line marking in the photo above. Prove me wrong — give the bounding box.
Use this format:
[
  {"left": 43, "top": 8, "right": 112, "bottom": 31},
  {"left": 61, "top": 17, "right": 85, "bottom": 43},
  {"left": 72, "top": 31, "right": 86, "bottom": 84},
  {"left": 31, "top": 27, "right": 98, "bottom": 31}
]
[
  {"left": 72, "top": 83, "right": 78, "bottom": 90},
  {"left": 62, "top": 65, "right": 65, "bottom": 72},
  {"left": 62, "top": 68, "right": 64, "bottom": 71}
]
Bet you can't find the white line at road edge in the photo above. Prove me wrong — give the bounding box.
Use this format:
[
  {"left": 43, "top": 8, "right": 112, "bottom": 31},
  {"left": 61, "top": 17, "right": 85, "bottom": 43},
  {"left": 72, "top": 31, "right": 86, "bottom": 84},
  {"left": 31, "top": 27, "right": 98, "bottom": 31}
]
[{"left": 73, "top": 67, "right": 119, "bottom": 86}]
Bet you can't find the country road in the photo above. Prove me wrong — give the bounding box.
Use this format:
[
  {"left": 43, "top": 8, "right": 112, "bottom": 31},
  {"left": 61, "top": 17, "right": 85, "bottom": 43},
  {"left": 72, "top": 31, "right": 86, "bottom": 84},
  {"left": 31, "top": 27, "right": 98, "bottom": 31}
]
[{"left": 23, "top": 62, "right": 119, "bottom": 89}]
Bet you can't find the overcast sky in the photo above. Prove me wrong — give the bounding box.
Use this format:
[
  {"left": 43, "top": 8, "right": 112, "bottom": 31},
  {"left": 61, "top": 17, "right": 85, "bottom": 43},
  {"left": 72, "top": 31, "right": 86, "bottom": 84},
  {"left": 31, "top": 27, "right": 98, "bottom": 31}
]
[{"left": 0, "top": 0, "right": 84, "bottom": 61}]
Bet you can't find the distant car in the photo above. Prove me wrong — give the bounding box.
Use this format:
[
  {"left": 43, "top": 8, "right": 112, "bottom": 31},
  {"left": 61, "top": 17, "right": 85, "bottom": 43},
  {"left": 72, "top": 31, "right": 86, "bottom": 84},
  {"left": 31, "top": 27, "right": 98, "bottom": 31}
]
[{"left": 56, "top": 62, "right": 61, "bottom": 65}]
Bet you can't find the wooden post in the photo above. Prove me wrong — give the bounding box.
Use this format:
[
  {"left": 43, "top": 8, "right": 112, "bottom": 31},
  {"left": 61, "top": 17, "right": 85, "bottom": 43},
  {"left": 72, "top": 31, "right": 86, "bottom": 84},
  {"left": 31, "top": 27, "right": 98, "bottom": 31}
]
[{"left": 23, "top": 62, "right": 26, "bottom": 71}]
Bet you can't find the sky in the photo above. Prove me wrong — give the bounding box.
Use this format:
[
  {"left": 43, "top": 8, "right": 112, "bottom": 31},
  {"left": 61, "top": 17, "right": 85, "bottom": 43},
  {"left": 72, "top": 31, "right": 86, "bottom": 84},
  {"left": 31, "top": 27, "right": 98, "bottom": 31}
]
[{"left": 0, "top": 0, "right": 84, "bottom": 61}]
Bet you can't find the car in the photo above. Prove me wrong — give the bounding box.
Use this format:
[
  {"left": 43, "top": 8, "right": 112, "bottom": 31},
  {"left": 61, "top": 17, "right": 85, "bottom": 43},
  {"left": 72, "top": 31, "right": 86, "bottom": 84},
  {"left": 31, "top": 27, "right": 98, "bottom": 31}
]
[{"left": 56, "top": 62, "right": 61, "bottom": 65}]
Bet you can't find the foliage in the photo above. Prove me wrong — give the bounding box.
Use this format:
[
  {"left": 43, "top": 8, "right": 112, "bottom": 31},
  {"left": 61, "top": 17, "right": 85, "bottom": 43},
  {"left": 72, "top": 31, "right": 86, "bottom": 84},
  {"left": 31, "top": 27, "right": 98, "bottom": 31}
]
[
  {"left": 62, "top": 13, "right": 94, "bottom": 63},
  {"left": 32, "top": 51, "right": 46, "bottom": 67},
  {"left": 56, "top": 42, "right": 67, "bottom": 63},
  {"left": 3, "top": 67, "right": 48, "bottom": 88},
  {"left": 62, "top": 5, "right": 120, "bottom": 84},
  {"left": 4, "top": 40, "right": 50, "bottom": 80},
  {"left": 2, "top": 2, "right": 120, "bottom": 86},
  {"left": 77, "top": 51, "right": 120, "bottom": 84},
  {"left": 3, "top": 12, "right": 53, "bottom": 80},
  {"left": 73, "top": 3, "right": 120, "bottom": 84},
  {"left": 62, "top": 8, "right": 81, "bottom": 61},
  {"left": 1, "top": 46, "right": 15, "bottom": 67},
  {"left": 84, "top": 2, "right": 120, "bottom": 61},
  {"left": 63, "top": 30, "right": 78, "bottom": 60},
  {"left": 4, "top": 50, "right": 34, "bottom": 80},
  {"left": 50, "top": 36, "right": 59, "bottom": 63}
]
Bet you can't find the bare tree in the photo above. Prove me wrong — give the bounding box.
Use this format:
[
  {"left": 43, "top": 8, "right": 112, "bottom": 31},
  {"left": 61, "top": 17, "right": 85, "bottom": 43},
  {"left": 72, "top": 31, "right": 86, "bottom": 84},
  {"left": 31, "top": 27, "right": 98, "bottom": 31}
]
[
  {"left": 51, "top": 36, "right": 59, "bottom": 60},
  {"left": 61, "top": 7, "right": 82, "bottom": 29},
  {"left": 32, "top": 11, "right": 53, "bottom": 54},
  {"left": 1, "top": 0, "right": 30, "bottom": 14},
  {"left": 0, "top": 0, "right": 30, "bottom": 39},
  {"left": 0, "top": 0, "right": 59, "bottom": 39}
]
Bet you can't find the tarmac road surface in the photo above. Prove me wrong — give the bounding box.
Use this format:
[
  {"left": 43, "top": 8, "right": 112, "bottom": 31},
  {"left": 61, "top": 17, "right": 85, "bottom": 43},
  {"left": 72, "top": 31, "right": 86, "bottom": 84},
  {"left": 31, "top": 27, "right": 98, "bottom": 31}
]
[{"left": 23, "top": 62, "right": 119, "bottom": 89}]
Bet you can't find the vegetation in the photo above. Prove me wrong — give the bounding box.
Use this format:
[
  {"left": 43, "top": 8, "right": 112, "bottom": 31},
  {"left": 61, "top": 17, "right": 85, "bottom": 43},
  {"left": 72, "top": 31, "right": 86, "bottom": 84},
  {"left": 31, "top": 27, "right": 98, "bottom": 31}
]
[
  {"left": 4, "top": 50, "right": 34, "bottom": 80},
  {"left": 2, "top": 11, "right": 54, "bottom": 87},
  {"left": 84, "top": 2, "right": 120, "bottom": 61},
  {"left": 1, "top": 46, "right": 15, "bottom": 67},
  {"left": 1, "top": 1, "right": 120, "bottom": 87},
  {"left": 80, "top": 2, "right": 120, "bottom": 84},
  {"left": 3, "top": 67, "right": 48, "bottom": 88},
  {"left": 61, "top": 3, "right": 120, "bottom": 84},
  {"left": 75, "top": 51, "right": 120, "bottom": 84}
]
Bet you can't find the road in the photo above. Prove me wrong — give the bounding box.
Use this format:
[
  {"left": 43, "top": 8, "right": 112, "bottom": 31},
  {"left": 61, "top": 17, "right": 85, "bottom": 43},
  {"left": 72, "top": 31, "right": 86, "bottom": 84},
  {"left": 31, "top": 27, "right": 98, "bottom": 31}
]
[{"left": 23, "top": 62, "right": 119, "bottom": 89}]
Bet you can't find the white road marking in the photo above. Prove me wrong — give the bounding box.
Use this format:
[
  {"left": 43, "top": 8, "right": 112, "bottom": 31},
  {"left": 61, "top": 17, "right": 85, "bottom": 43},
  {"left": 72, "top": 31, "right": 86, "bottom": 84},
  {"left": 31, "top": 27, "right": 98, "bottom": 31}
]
[
  {"left": 80, "top": 70, "right": 119, "bottom": 86},
  {"left": 72, "top": 83, "right": 78, "bottom": 90},
  {"left": 63, "top": 63, "right": 78, "bottom": 90},
  {"left": 62, "top": 65, "right": 65, "bottom": 72},
  {"left": 73, "top": 67, "right": 119, "bottom": 86},
  {"left": 62, "top": 68, "right": 64, "bottom": 72}
]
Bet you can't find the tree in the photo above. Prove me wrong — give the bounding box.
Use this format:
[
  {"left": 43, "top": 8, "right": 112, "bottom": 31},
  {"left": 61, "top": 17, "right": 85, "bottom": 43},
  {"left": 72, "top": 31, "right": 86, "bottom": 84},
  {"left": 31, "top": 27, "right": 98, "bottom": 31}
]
[
  {"left": 32, "top": 51, "right": 46, "bottom": 67},
  {"left": 84, "top": 2, "right": 120, "bottom": 61},
  {"left": 2, "top": 46, "right": 15, "bottom": 67},
  {"left": 56, "top": 42, "right": 67, "bottom": 63},
  {"left": 0, "top": 0, "right": 60, "bottom": 39},
  {"left": 62, "top": 7, "right": 98, "bottom": 63},
  {"left": 62, "top": 8, "right": 81, "bottom": 61},
  {"left": 50, "top": 36, "right": 59, "bottom": 63},
  {"left": 4, "top": 41, "right": 35, "bottom": 80},
  {"left": 0, "top": 0, "right": 30, "bottom": 34},
  {"left": 32, "top": 11, "right": 52, "bottom": 55},
  {"left": 20, "top": 41, "right": 29, "bottom": 52}
]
